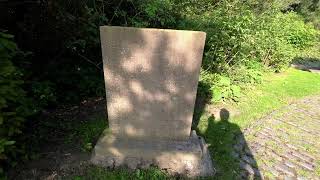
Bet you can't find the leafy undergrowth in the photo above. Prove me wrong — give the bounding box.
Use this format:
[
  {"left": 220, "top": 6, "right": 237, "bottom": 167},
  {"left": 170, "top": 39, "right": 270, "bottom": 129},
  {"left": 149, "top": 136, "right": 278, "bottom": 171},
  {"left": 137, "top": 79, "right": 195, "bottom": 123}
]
[
  {"left": 65, "top": 116, "right": 107, "bottom": 152},
  {"left": 196, "top": 68, "right": 320, "bottom": 179},
  {"left": 69, "top": 167, "right": 168, "bottom": 180}
]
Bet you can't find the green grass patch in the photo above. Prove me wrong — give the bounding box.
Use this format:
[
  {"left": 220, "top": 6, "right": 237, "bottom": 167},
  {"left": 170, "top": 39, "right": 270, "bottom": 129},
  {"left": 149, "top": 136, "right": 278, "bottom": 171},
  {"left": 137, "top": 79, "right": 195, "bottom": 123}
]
[
  {"left": 66, "top": 116, "right": 108, "bottom": 152},
  {"left": 69, "top": 167, "right": 169, "bottom": 180},
  {"left": 234, "top": 68, "right": 320, "bottom": 127},
  {"left": 196, "top": 68, "right": 320, "bottom": 179}
]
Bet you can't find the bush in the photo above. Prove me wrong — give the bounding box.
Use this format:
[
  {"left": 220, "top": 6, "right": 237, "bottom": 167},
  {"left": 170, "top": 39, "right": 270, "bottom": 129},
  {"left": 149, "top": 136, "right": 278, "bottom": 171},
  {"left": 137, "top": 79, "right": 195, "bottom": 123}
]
[
  {"left": 253, "top": 12, "right": 318, "bottom": 71},
  {"left": 0, "top": 32, "right": 33, "bottom": 173},
  {"left": 191, "top": 1, "right": 319, "bottom": 102},
  {"left": 199, "top": 71, "right": 238, "bottom": 102}
]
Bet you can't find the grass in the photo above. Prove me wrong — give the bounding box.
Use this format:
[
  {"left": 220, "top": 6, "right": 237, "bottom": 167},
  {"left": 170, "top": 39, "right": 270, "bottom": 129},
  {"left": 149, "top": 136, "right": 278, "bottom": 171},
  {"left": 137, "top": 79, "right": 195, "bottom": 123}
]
[
  {"left": 69, "top": 167, "right": 169, "bottom": 180},
  {"left": 196, "top": 68, "right": 320, "bottom": 179},
  {"left": 65, "top": 116, "right": 108, "bottom": 152},
  {"left": 71, "top": 68, "right": 320, "bottom": 179},
  {"left": 232, "top": 68, "right": 320, "bottom": 127}
]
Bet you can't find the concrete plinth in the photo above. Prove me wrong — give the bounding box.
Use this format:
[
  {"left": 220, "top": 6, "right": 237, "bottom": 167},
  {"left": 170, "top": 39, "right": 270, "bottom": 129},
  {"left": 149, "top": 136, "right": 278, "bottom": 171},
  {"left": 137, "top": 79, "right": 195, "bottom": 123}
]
[{"left": 92, "top": 130, "right": 214, "bottom": 177}]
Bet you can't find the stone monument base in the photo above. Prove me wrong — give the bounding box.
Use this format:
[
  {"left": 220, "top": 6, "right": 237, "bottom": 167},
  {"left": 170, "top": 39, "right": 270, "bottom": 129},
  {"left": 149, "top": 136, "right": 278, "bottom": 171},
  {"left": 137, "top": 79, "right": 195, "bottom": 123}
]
[{"left": 91, "top": 130, "right": 215, "bottom": 177}]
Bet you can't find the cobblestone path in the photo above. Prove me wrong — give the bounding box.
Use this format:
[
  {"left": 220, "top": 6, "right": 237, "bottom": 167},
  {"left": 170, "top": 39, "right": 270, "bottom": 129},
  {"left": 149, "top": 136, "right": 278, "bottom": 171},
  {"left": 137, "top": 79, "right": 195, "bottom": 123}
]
[{"left": 233, "top": 96, "right": 320, "bottom": 179}]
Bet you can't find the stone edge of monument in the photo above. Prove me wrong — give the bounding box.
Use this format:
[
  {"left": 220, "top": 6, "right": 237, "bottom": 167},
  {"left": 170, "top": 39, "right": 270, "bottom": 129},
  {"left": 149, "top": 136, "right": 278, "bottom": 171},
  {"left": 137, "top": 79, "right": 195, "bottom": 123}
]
[
  {"left": 100, "top": 25, "right": 207, "bottom": 36},
  {"left": 91, "top": 130, "right": 215, "bottom": 177}
]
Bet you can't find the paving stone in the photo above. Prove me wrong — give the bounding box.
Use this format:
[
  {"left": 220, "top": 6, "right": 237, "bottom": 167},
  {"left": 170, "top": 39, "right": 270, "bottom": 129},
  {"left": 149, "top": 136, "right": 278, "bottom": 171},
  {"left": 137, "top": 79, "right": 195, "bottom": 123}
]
[
  {"left": 291, "top": 151, "right": 314, "bottom": 163},
  {"left": 310, "top": 175, "right": 320, "bottom": 180},
  {"left": 244, "top": 147, "right": 252, "bottom": 156},
  {"left": 238, "top": 96, "right": 320, "bottom": 179},
  {"left": 269, "top": 168, "right": 280, "bottom": 177},
  {"left": 284, "top": 176, "right": 296, "bottom": 180},
  {"left": 239, "top": 161, "right": 255, "bottom": 175},
  {"left": 241, "top": 155, "right": 257, "bottom": 166},
  {"left": 231, "top": 150, "right": 240, "bottom": 159},
  {"left": 286, "top": 144, "right": 298, "bottom": 150},
  {"left": 265, "top": 150, "right": 283, "bottom": 162},
  {"left": 238, "top": 136, "right": 246, "bottom": 146},
  {"left": 233, "top": 144, "right": 243, "bottom": 151},
  {"left": 298, "top": 151, "right": 316, "bottom": 161},
  {"left": 274, "top": 164, "right": 295, "bottom": 177},
  {"left": 297, "top": 176, "right": 307, "bottom": 180},
  {"left": 284, "top": 161, "right": 296, "bottom": 169},
  {"left": 296, "top": 161, "right": 314, "bottom": 171}
]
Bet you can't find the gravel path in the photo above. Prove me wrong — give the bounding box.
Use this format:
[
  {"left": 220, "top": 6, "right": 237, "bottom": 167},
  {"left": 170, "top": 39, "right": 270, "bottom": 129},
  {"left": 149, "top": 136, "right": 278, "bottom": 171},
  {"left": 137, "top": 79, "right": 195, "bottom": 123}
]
[{"left": 233, "top": 96, "right": 320, "bottom": 179}]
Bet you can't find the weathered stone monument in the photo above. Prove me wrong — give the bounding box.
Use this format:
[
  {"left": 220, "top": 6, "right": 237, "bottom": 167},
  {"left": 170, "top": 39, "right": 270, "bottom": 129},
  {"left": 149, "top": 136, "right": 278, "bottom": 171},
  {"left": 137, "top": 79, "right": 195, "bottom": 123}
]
[{"left": 91, "top": 26, "right": 214, "bottom": 177}]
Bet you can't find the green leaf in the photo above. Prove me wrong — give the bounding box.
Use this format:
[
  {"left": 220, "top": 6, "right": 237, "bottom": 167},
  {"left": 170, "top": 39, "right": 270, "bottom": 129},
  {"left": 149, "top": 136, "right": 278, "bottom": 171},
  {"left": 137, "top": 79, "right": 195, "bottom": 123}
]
[
  {"left": 211, "top": 87, "right": 223, "bottom": 102},
  {"left": 5, "top": 141, "right": 15, "bottom": 146},
  {"left": 0, "top": 32, "right": 14, "bottom": 39},
  {"left": 219, "top": 76, "right": 231, "bottom": 86},
  {"left": 231, "top": 85, "right": 241, "bottom": 98}
]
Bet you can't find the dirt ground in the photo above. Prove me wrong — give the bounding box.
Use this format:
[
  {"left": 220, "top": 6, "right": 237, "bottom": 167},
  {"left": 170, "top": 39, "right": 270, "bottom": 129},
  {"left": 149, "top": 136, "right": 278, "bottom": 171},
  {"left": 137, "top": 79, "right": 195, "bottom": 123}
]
[{"left": 8, "top": 98, "right": 106, "bottom": 180}]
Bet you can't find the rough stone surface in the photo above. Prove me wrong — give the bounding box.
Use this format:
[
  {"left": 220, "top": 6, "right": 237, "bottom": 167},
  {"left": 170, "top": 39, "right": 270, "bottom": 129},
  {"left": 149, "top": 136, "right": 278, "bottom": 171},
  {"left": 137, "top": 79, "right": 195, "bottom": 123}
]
[
  {"left": 92, "top": 26, "right": 214, "bottom": 177},
  {"left": 92, "top": 130, "right": 215, "bottom": 177},
  {"left": 100, "top": 26, "right": 206, "bottom": 140}
]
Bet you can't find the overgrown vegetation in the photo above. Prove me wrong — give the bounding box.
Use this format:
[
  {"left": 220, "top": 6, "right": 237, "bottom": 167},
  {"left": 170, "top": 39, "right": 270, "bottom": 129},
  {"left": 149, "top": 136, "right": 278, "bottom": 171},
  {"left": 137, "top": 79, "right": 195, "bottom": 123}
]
[
  {"left": 1, "top": 0, "right": 320, "bottom": 176},
  {"left": 70, "top": 166, "right": 168, "bottom": 180},
  {"left": 0, "top": 32, "right": 34, "bottom": 174},
  {"left": 195, "top": 2, "right": 319, "bottom": 102}
]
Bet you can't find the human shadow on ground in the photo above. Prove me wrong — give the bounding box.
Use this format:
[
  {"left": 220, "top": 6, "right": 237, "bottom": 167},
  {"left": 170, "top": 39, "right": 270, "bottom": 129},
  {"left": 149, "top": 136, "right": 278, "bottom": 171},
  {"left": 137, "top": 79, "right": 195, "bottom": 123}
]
[{"left": 192, "top": 92, "right": 262, "bottom": 179}]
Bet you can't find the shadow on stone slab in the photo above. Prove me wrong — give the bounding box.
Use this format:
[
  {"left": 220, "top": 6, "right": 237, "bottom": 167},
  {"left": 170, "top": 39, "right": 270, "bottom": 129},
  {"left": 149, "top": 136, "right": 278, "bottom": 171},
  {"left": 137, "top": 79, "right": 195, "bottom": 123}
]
[{"left": 92, "top": 26, "right": 215, "bottom": 178}]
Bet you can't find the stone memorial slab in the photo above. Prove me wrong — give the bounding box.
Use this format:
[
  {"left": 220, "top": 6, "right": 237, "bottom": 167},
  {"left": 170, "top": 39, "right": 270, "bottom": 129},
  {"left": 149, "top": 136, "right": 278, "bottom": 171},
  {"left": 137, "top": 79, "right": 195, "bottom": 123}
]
[{"left": 91, "top": 26, "right": 214, "bottom": 177}]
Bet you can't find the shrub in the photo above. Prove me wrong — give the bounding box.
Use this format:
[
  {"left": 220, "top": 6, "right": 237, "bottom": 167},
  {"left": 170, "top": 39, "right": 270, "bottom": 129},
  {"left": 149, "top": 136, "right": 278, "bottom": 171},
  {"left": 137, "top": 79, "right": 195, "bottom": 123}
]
[
  {"left": 199, "top": 70, "right": 242, "bottom": 103},
  {"left": 0, "top": 32, "right": 33, "bottom": 173},
  {"left": 189, "top": 1, "right": 319, "bottom": 102},
  {"left": 252, "top": 12, "right": 318, "bottom": 71}
]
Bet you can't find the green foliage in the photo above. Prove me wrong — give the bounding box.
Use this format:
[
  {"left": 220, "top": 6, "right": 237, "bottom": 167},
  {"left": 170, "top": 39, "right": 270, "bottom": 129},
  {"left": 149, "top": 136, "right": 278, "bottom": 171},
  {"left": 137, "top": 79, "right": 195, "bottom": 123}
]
[
  {"left": 286, "top": 0, "right": 320, "bottom": 29},
  {"left": 31, "top": 81, "right": 56, "bottom": 109},
  {"left": 200, "top": 70, "right": 242, "bottom": 102},
  {"left": 70, "top": 166, "right": 168, "bottom": 180},
  {"left": 0, "top": 32, "right": 33, "bottom": 173},
  {"left": 65, "top": 116, "right": 107, "bottom": 152},
  {"left": 193, "top": 0, "right": 319, "bottom": 102},
  {"left": 131, "top": 0, "right": 179, "bottom": 28}
]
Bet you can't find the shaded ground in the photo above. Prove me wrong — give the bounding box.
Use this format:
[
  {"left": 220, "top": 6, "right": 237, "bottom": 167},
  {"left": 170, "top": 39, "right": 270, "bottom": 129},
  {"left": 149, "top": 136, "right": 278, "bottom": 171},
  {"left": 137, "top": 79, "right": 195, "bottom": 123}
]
[
  {"left": 8, "top": 98, "right": 107, "bottom": 180},
  {"left": 292, "top": 57, "right": 320, "bottom": 73},
  {"left": 233, "top": 96, "right": 320, "bottom": 179}
]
